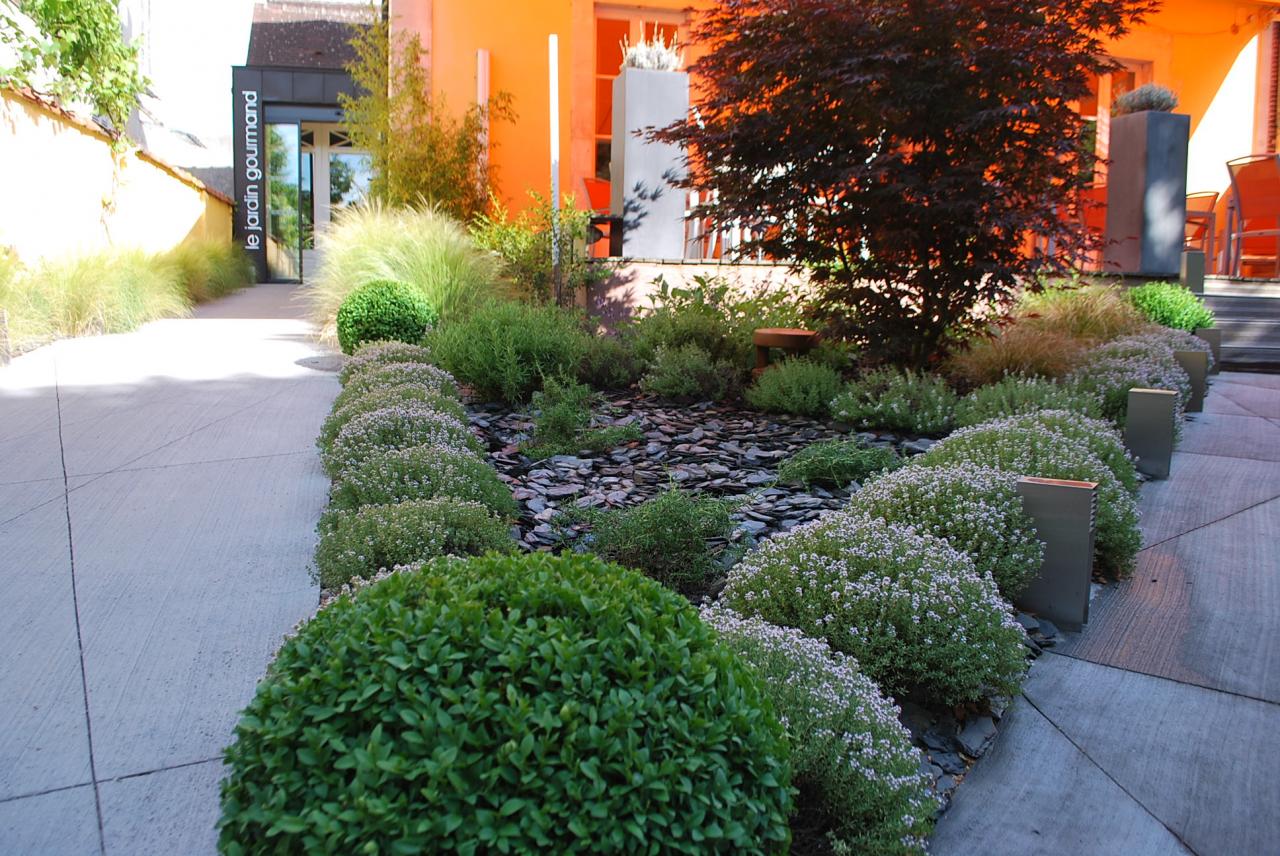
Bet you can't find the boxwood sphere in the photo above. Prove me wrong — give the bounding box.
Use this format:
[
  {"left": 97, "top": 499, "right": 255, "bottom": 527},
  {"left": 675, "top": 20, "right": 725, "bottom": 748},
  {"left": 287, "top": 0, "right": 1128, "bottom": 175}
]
[
  {"left": 219, "top": 553, "right": 794, "bottom": 855},
  {"left": 335, "top": 279, "right": 438, "bottom": 355}
]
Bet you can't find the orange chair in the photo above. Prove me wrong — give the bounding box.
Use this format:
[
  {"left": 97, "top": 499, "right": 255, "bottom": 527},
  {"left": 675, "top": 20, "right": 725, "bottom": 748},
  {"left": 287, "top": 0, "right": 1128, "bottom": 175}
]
[
  {"left": 1184, "top": 191, "right": 1218, "bottom": 270},
  {"left": 580, "top": 177, "right": 619, "bottom": 258},
  {"left": 1225, "top": 155, "right": 1280, "bottom": 277}
]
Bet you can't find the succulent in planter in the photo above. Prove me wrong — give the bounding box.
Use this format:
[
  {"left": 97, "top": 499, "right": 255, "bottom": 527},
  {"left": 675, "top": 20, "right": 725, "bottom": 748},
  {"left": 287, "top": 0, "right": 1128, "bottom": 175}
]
[{"left": 1112, "top": 83, "right": 1178, "bottom": 116}]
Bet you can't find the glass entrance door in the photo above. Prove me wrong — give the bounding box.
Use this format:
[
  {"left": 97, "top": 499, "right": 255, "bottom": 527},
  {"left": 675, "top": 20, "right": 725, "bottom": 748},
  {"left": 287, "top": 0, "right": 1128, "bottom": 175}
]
[{"left": 266, "top": 122, "right": 302, "bottom": 281}]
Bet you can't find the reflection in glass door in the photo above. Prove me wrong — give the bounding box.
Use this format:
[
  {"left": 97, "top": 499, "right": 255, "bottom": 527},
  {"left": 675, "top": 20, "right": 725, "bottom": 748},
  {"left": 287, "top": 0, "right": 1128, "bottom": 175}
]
[{"left": 266, "top": 122, "right": 302, "bottom": 281}]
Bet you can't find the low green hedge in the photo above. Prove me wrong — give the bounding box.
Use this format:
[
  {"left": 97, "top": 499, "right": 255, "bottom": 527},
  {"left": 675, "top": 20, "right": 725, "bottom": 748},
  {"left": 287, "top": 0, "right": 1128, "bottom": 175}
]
[{"left": 831, "top": 369, "right": 957, "bottom": 436}]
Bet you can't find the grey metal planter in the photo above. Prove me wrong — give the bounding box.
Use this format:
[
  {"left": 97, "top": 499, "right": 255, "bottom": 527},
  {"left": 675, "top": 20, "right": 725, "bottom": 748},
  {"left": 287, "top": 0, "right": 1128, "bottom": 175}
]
[
  {"left": 1173, "top": 349, "right": 1208, "bottom": 412},
  {"left": 1124, "top": 388, "right": 1178, "bottom": 479},
  {"left": 1195, "top": 327, "right": 1221, "bottom": 374},
  {"left": 1103, "top": 111, "right": 1191, "bottom": 277},
  {"left": 1015, "top": 477, "right": 1098, "bottom": 632},
  {"left": 610, "top": 67, "right": 689, "bottom": 260}
]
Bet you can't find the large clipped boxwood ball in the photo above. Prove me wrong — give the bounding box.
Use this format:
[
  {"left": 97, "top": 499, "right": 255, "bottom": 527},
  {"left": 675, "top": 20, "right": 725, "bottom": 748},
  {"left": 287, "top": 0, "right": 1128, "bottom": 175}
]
[
  {"left": 218, "top": 553, "right": 794, "bottom": 855},
  {"left": 335, "top": 280, "right": 438, "bottom": 355}
]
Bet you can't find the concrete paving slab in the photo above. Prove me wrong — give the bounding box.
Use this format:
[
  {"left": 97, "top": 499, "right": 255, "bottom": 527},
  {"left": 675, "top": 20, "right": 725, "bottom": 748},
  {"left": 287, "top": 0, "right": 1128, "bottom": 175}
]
[
  {"left": 0, "top": 500, "right": 92, "bottom": 801},
  {"left": 1134, "top": 453, "right": 1280, "bottom": 546},
  {"left": 1200, "top": 389, "right": 1255, "bottom": 417},
  {"left": 68, "top": 455, "right": 323, "bottom": 779},
  {"left": 100, "top": 760, "right": 222, "bottom": 856},
  {"left": 1061, "top": 498, "right": 1280, "bottom": 702},
  {"left": 1027, "top": 654, "right": 1280, "bottom": 855},
  {"left": 0, "top": 785, "right": 100, "bottom": 854},
  {"left": 1218, "top": 371, "right": 1280, "bottom": 392},
  {"left": 1173, "top": 411, "right": 1280, "bottom": 462},
  {"left": 930, "top": 692, "right": 1193, "bottom": 856},
  {"left": 1214, "top": 377, "right": 1280, "bottom": 419}
]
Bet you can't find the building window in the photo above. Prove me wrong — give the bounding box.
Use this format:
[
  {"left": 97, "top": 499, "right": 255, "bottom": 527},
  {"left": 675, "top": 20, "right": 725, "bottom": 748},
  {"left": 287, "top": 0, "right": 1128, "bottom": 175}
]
[{"left": 594, "top": 7, "right": 686, "bottom": 180}]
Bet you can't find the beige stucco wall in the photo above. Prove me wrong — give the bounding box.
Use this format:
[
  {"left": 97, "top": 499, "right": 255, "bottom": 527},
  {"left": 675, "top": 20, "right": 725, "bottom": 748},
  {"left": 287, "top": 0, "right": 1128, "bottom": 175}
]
[{"left": 0, "top": 88, "right": 232, "bottom": 262}]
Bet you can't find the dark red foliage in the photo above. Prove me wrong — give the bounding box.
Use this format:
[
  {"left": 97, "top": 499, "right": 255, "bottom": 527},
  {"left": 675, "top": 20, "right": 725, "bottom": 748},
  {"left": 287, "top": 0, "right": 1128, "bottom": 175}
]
[{"left": 654, "top": 0, "right": 1155, "bottom": 367}]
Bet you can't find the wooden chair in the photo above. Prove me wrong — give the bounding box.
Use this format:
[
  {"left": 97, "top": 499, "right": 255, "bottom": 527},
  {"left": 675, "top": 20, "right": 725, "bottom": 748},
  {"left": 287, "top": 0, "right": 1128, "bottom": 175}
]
[
  {"left": 1225, "top": 155, "right": 1280, "bottom": 277},
  {"left": 1184, "top": 191, "right": 1217, "bottom": 270}
]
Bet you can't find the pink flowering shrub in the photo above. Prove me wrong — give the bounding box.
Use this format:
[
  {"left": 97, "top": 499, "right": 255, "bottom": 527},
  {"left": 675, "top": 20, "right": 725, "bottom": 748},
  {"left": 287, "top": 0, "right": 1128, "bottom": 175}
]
[
  {"left": 852, "top": 464, "right": 1042, "bottom": 599},
  {"left": 720, "top": 512, "right": 1026, "bottom": 706},
  {"left": 338, "top": 340, "right": 436, "bottom": 385},
  {"left": 916, "top": 422, "right": 1141, "bottom": 576},
  {"left": 321, "top": 404, "right": 481, "bottom": 478},
  {"left": 702, "top": 608, "right": 937, "bottom": 855}
]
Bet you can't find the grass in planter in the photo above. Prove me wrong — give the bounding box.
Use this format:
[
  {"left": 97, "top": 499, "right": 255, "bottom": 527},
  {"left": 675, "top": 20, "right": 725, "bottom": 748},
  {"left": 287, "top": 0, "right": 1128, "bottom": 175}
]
[
  {"left": 158, "top": 239, "right": 253, "bottom": 303},
  {"left": 582, "top": 488, "right": 738, "bottom": 597},
  {"left": 776, "top": 439, "right": 901, "bottom": 487},
  {"left": 745, "top": 358, "right": 843, "bottom": 417},
  {"left": 521, "top": 376, "right": 643, "bottom": 459}
]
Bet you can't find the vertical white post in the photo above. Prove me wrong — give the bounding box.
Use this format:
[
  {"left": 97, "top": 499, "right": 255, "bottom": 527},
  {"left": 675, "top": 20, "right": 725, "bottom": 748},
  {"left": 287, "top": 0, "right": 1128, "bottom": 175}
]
[
  {"left": 548, "top": 34, "right": 562, "bottom": 300},
  {"left": 476, "top": 49, "right": 491, "bottom": 178}
]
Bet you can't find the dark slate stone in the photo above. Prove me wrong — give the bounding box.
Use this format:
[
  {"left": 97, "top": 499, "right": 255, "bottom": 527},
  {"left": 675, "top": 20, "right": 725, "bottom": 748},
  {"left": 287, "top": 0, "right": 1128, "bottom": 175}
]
[
  {"left": 931, "top": 751, "right": 967, "bottom": 775},
  {"left": 957, "top": 716, "right": 998, "bottom": 757}
]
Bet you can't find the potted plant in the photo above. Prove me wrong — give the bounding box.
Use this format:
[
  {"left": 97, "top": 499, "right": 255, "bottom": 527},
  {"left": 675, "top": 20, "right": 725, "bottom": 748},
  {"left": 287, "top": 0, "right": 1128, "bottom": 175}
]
[
  {"left": 610, "top": 32, "right": 689, "bottom": 259},
  {"left": 1103, "top": 84, "right": 1190, "bottom": 277}
]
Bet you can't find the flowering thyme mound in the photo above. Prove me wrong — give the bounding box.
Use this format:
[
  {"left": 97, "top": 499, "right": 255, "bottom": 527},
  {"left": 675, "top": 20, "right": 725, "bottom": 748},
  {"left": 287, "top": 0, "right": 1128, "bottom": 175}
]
[
  {"left": 219, "top": 554, "right": 794, "bottom": 854},
  {"left": 953, "top": 375, "right": 1102, "bottom": 427},
  {"left": 314, "top": 497, "right": 514, "bottom": 588},
  {"left": 995, "top": 409, "right": 1139, "bottom": 495},
  {"left": 317, "top": 386, "right": 467, "bottom": 453},
  {"left": 1069, "top": 334, "right": 1192, "bottom": 427},
  {"left": 852, "top": 465, "right": 1042, "bottom": 600},
  {"left": 702, "top": 608, "right": 936, "bottom": 855},
  {"left": 331, "top": 362, "right": 459, "bottom": 413},
  {"left": 328, "top": 445, "right": 515, "bottom": 517},
  {"left": 320, "top": 404, "right": 481, "bottom": 478},
  {"left": 337, "top": 340, "right": 435, "bottom": 385},
  {"left": 830, "top": 369, "right": 957, "bottom": 436},
  {"left": 1136, "top": 325, "right": 1215, "bottom": 372},
  {"left": 720, "top": 512, "right": 1026, "bottom": 706},
  {"left": 916, "top": 422, "right": 1142, "bottom": 576}
]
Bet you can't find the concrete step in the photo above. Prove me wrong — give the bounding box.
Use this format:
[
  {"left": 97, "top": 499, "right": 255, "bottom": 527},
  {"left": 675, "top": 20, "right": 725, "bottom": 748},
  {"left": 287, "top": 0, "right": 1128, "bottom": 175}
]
[
  {"left": 1213, "top": 318, "right": 1280, "bottom": 348},
  {"left": 1221, "top": 345, "right": 1280, "bottom": 369},
  {"left": 1204, "top": 277, "right": 1280, "bottom": 298},
  {"left": 1203, "top": 294, "right": 1280, "bottom": 320}
]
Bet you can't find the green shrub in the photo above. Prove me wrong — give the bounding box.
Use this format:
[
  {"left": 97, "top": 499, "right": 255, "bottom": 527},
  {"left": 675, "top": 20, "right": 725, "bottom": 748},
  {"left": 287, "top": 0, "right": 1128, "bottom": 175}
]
[
  {"left": 946, "top": 324, "right": 1087, "bottom": 386},
  {"left": 1127, "top": 282, "right": 1214, "bottom": 332},
  {"left": 954, "top": 375, "right": 1102, "bottom": 427},
  {"left": 578, "top": 333, "right": 642, "bottom": 390},
  {"left": 830, "top": 369, "right": 957, "bottom": 435},
  {"left": 585, "top": 488, "right": 737, "bottom": 595},
  {"left": 306, "top": 203, "right": 503, "bottom": 341},
  {"left": 219, "top": 553, "right": 793, "bottom": 854},
  {"left": 331, "top": 362, "right": 459, "bottom": 413},
  {"left": 314, "top": 497, "right": 513, "bottom": 588},
  {"left": 318, "top": 386, "right": 466, "bottom": 453},
  {"left": 721, "top": 511, "right": 1026, "bottom": 705},
  {"left": 995, "top": 409, "right": 1139, "bottom": 495},
  {"left": 776, "top": 440, "right": 901, "bottom": 487},
  {"left": 702, "top": 608, "right": 936, "bottom": 855},
  {"left": 427, "top": 299, "right": 591, "bottom": 403},
  {"left": 1016, "top": 284, "right": 1146, "bottom": 343},
  {"left": 338, "top": 340, "right": 435, "bottom": 385},
  {"left": 915, "top": 421, "right": 1142, "bottom": 576},
  {"left": 321, "top": 405, "right": 481, "bottom": 478},
  {"left": 745, "top": 358, "right": 843, "bottom": 417},
  {"left": 523, "top": 376, "right": 642, "bottom": 458},
  {"left": 631, "top": 303, "right": 741, "bottom": 367},
  {"left": 159, "top": 239, "right": 253, "bottom": 303},
  {"left": 335, "top": 279, "right": 438, "bottom": 355},
  {"left": 329, "top": 446, "right": 516, "bottom": 517},
  {"left": 853, "top": 464, "right": 1042, "bottom": 599},
  {"left": 640, "top": 343, "right": 739, "bottom": 402}
]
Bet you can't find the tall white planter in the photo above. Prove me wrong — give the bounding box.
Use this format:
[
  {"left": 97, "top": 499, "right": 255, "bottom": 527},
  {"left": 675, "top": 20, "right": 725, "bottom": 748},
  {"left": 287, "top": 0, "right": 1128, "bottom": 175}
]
[
  {"left": 1103, "top": 111, "right": 1190, "bottom": 276},
  {"left": 610, "top": 67, "right": 689, "bottom": 259}
]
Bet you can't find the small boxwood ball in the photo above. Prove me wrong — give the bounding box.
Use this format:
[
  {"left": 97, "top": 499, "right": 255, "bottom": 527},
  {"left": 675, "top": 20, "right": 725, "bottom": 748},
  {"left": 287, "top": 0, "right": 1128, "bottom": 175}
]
[
  {"left": 219, "top": 553, "right": 794, "bottom": 855},
  {"left": 335, "top": 279, "right": 438, "bottom": 355}
]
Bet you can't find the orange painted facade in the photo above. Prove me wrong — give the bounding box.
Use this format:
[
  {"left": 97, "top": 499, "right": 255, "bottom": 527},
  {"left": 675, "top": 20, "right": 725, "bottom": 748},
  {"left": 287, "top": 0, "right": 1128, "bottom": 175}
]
[{"left": 390, "top": 0, "right": 1280, "bottom": 212}]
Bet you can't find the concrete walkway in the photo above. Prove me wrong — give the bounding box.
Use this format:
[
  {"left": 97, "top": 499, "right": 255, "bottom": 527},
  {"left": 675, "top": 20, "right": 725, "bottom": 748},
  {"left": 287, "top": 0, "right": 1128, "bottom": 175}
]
[
  {"left": 0, "top": 284, "right": 336, "bottom": 854},
  {"left": 932, "top": 371, "right": 1280, "bottom": 856}
]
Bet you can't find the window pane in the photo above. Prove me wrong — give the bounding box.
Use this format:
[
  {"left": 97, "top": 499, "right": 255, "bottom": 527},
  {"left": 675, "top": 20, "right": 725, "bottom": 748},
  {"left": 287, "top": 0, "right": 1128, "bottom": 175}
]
[
  {"left": 596, "top": 18, "right": 629, "bottom": 75},
  {"left": 596, "top": 77, "right": 613, "bottom": 137},
  {"left": 595, "top": 141, "right": 611, "bottom": 181}
]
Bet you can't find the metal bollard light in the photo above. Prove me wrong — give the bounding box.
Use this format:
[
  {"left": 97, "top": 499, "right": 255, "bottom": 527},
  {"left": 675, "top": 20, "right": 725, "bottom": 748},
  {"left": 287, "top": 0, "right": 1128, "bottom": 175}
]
[
  {"left": 1015, "top": 477, "right": 1098, "bottom": 632},
  {"left": 1173, "top": 350, "right": 1208, "bottom": 413},
  {"left": 1124, "top": 388, "right": 1178, "bottom": 479}
]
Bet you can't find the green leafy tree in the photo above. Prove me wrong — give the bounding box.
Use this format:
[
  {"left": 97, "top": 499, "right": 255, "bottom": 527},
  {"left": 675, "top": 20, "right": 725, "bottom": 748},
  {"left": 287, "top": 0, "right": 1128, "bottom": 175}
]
[
  {"left": 0, "top": 0, "right": 147, "bottom": 137},
  {"left": 340, "top": 19, "right": 514, "bottom": 221}
]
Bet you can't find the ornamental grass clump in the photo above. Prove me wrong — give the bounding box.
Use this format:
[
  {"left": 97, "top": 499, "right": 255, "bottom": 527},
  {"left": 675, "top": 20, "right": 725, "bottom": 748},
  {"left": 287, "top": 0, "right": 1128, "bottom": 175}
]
[
  {"left": 1015, "top": 284, "right": 1147, "bottom": 343},
  {"left": 916, "top": 422, "right": 1141, "bottom": 576},
  {"left": 776, "top": 439, "right": 901, "bottom": 487},
  {"left": 702, "top": 608, "right": 936, "bottom": 855},
  {"left": 313, "top": 497, "right": 513, "bottom": 588},
  {"left": 720, "top": 511, "right": 1026, "bottom": 706},
  {"left": 947, "top": 325, "right": 1087, "bottom": 387},
  {"left": 997, "top": 409, "right": 1139, "bottom": 495},
  {"left": 1127, "top": 282, "right": 1214, "bottom": 332},
  {"left": 954, "top": 375, "right": 1102, "bottom": 427},
  {"left": 338, "top": 340, "right": 435, "bottom": 385},
  {"left": 318, "top": 386, "right": 466, "bottom": 453},
  {"left": 745, "top": 358, "right": 844, "bottom": 417},
  {"left": 585, "top": 488, "right": 737, "bottom": 596},
  {"left": 328, "top": 445, "right": 516, "bottom": 517},
  {"left": 830, "top": 369, "right": 957, "bottom": 436},
  {"left": 321, "top": 405, "right": 481, "bottom": 478},
  {"left": 331, "top": 362, "right": 459, "bottom": 413},
  {"left": 852, "top": 465, "right": 1042, "bottom": 599},
  {"left": 219, "top": 553, "right": 794, "bottom": 854}
]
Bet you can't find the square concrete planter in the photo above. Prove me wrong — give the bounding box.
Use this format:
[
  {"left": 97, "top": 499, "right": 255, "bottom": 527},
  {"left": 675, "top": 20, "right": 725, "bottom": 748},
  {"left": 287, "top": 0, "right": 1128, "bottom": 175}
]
[
  {"left": 1195, "top": 327, "right": 1221, "bottom": 374},
  {"left": 1103, "top": 111, "right": 1190, "bottom": 277},
  {"left": 610, "top": 67, "right": 689, "bottom": 260},
  {"left": 1015, "top": 477, "right": 1097, "bottom": 631},
  {"left": 1173, "top": 349, "right": 1208, "bottom": 412},
  {"left": 1124, "top": 388, "right": 1178, "bottom": 479}
]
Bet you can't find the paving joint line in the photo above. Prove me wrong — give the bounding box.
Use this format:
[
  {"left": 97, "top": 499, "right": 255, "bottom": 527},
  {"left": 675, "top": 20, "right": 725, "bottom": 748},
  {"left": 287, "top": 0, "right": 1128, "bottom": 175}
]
[
  {"left": 52, "top": 355, "right": 107, "bottom": 856},
  {"left": 65, "top": 449, "right": 313, "bottom": 479},
  {"left": 0, "top": 780, "right": 95, "bottom": 806},
  {"left": 1045, "top": 649, "right": 1279, "bottom": 708},
  {"left": 1171, "top": 448, "right": 1280, "bottom": 465},
  {"left": 1138, "top": 492, "right": 1280, "bottom": 555},
  {"left": 99, "top": 755, "right": 223, "bottom": 786},
  {"left": 1019, "top": 687, "right": 1202, "bottom": 856}
]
